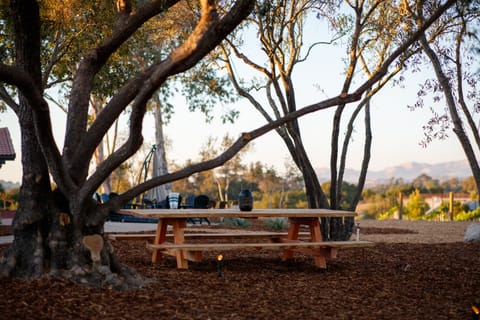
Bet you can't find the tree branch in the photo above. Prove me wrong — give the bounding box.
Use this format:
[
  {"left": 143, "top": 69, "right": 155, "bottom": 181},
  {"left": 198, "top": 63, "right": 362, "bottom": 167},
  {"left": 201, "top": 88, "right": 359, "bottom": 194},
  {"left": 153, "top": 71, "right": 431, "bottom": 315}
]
[
  {"left": 69, "top": 0, "right": 256, "bottom": 184},
  {"left": 64, "top": 0, "right": 181, "bottom": 164},
  {"left": 110, "top": 91, "right": 363, "bottom": 209},
  {"left": 75, "top": 0, "right": 257, "bottom": 205},
  {"left": 0, "top": 85, "right": 20, "bottom": 114}
]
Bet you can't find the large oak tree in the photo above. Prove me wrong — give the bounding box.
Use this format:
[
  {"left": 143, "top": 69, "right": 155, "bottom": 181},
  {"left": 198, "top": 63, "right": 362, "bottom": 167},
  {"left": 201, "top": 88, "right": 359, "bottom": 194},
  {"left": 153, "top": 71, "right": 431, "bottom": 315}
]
[{"left": 0, "top": 0, "right": 256, "bottom": 289}]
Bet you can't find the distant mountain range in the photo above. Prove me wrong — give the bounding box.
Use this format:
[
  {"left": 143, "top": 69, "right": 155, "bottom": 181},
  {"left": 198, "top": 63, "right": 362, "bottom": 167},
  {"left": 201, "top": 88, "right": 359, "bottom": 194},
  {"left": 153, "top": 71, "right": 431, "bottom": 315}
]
[
  {"left": 0, "top": 180, "right": 20, "bottom": 190},
  {"left": 0, "top": 160, "right": 473, "bottom": 190},
  {"left": 316, "top": 160, "right": 472, "bottom": 186}
]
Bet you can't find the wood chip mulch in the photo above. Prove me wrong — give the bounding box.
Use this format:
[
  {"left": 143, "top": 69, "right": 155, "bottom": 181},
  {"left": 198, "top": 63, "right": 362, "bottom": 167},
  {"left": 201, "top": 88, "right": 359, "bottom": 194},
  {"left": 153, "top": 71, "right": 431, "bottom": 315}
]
[
  {"left": 1, "top": 223, "right": 479, "bottom": 319},
  {"left": 0, "top": 225, "right": 11, "bottom": 237}
]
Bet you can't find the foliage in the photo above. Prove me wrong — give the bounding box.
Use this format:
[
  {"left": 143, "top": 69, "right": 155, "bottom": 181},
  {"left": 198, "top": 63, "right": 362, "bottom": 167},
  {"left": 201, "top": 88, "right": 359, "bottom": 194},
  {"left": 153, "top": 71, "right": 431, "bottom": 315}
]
[
  {"left": 219, "top": 217, "right": 252, "bottom": 228},
  {"left": 377, "top": 206, "right": 398, "bottom": 221},
  {"left": 462, "top": 176, "right": 479, "bottom": 197},
  {"left": 0, "top": 0, "right": 463, "bottom": 285},
  {"left": 171, "top": 134, "right": 254, "bottom": 202},
  {"left": 454, "top": 208, "right": 480, "bottom": 221},
  {"left": 322, "top": 181, "right": 359, "bottom": 210},
  {"left": 0, "top": 0, "right": 258, "bottom": 287},
  {"left": 0, "top": 188, "right": 19, "bottom": 210},
  {"left": 404, "top": 189, "right": 430, "bottom": 220},
  {"left": 263, "top": 218, "right": 288, "bottom": 230},
  {"left": 412, "top": 174, "right": 442, "bottom": 193},
  {"left": 280, "top": 190, "right": 308, "bottom": 209},
  {"left": 424, "top": 200, "right": 470, "bottom": 221}
]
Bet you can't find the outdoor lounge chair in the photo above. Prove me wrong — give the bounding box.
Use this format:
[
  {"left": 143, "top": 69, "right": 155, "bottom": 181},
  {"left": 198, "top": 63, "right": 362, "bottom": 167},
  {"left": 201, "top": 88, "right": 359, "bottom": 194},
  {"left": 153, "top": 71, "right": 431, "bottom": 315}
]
[{"left": 193, "top": 195, "right": 211, "bottom": 225}]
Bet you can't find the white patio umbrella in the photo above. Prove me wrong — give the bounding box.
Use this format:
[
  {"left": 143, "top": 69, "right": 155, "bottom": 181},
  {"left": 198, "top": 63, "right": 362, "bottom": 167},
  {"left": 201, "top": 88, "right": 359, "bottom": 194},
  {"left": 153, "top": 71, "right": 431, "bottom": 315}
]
[{"left": 147, "top": 146, "right": 171, "bottom": 204}]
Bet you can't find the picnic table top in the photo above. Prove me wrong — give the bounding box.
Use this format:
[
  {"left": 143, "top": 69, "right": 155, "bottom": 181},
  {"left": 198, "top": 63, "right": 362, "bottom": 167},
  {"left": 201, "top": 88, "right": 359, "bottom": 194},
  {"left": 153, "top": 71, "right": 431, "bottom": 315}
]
[{"left": 118, "top": 208, "right": 357, "bottom": 219}]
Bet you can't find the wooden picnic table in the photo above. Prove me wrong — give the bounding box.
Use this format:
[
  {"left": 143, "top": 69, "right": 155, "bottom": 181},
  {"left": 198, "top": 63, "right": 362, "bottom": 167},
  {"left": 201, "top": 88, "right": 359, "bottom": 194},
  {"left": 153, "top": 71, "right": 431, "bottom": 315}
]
[{"left": 117, "top": 208, "right": 372, "bottom": 269}]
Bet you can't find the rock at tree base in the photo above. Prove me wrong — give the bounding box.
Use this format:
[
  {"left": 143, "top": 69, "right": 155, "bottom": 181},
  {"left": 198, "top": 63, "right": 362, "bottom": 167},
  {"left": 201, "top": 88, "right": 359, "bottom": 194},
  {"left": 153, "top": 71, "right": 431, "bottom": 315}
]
[{"left": 464, "top": 223, "right": 480, "bottom": 243}]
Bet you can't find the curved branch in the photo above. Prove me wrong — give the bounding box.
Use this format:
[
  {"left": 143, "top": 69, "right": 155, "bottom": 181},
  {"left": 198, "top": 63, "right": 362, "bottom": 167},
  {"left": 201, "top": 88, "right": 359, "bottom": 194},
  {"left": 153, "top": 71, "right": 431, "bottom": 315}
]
[
  {"left": 418, "top": 8, "right": 480, "bottom": 193},
  {"left": 0, "top": 85, "right": 20, "bottom": 114},
  {"left": 297, "top": 35, "right": 346, "bottom": 63},
  {"left": 109, "top": 91, "right": 363, "bottom": 209},
  {"left": 70, "top": 0, "right": 256, "bottom": 183},
  {"left": 455, "top": 16, "right": 480, "bottom": 150},
  {"left": 77, "top": 0, "right": 257, "bottom": 207},
  {"left": 79, "top": 102, "right": 146, "bottom": 206},
  {"left": 0, "top": 65, "right": 77, "bottom": 193},
  {"left": 64, "top": 0, "right": 181, "bottom": 163},
  {"left": 351, "top": 99, "right": 372, "bottom": 210},
  {"left": 225, "top": 38, "right": 273, "bottom": 77},
  {"left": 110, "top": 0, "right": 458, "bottom": 209}
]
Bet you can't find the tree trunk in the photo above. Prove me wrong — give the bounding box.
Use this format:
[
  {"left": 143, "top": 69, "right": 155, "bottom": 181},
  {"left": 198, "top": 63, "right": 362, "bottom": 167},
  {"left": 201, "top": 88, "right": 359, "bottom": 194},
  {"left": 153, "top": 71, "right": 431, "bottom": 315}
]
[
  {"left": 2, "top": 107, "right": 51, "bottom": 277},
  {"left": 152, "top": 96, "right": 172, "bottom": 200},
  {"left": 0, "top": 0, "right": 147, "bottom": 289},
  {"left": 419, "top": 34, "right": 480, "bottom": 195},
  {"left": 91, "top": 96, "right": 112, "bottom": 195},
  {"left": 281, "top": 121, "right": 353, "bottom": 241}
]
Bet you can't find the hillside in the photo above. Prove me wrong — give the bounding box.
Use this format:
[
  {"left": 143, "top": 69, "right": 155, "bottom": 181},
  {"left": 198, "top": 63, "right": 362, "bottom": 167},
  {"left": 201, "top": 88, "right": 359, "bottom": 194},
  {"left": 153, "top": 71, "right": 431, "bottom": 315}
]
[
  {"left": 1, "top": 160, "right": 473, "bottom": 190},
  {"left": 316, "top": 160, "right": 471, "bottom": 186},
  {"left": 0, "top": 180, "right": 20, "bottom": 190}
]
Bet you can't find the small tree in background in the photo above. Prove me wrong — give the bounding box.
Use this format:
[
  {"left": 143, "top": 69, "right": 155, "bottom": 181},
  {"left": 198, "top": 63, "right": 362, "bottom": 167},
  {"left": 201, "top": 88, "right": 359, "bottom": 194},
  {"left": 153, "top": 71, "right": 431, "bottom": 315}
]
[{"left": 405, "top": 189, "right": 430, "bottom": 219}]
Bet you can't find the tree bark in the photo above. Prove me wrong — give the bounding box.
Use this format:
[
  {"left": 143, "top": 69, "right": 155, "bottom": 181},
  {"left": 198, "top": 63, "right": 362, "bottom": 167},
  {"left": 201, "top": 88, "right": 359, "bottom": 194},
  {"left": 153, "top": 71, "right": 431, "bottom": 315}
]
[
  {"left": 152, "top": 95, "right": 172, "bottom": 200},
  {"left": 1, "top": 0, "right": 257, "bottom": 289},
  {"left": 419, "top": 28, "right": 480, "bottom": 195},
  {"left": 1, "top": 0, "right": 51, "bottom": 278}
]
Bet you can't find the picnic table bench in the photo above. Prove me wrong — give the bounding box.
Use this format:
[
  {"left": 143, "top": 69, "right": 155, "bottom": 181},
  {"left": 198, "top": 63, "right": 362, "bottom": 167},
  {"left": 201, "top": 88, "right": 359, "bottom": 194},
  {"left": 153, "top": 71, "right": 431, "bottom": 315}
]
[
  {"left": 116, "top": 208, "right": 374, "bottom": 269},
  {"left": 107, "top": 231, "right": 311, "bottom": 241}
]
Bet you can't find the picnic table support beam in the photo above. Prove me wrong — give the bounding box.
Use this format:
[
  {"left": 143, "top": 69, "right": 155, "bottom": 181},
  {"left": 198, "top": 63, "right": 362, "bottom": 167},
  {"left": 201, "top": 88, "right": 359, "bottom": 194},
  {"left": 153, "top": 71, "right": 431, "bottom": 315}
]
[
  {"left": 283, "top": 217, "right": 329, "bottom": 268},
  {"left": 171, "top": 219, "right": 188, "bottom": 269},
  {"left": 152, "top": 218, "right": 168, "bottom": 264},
  {"left": 282, "top": 218, "right": 300, "bottom": 260},
  {"left": 152, "top": 218, "right": 189, "bottom": 268}
]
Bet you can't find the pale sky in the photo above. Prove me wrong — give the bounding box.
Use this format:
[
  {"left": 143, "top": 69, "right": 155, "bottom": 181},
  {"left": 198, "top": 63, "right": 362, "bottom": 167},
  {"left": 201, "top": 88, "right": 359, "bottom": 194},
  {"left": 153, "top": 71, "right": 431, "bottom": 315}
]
[
  {"left": 0, "top": 77, "right": 467, "bottom": 185},
  {"left": 0, "top": 11, "right": 471, "bottom": 184}
]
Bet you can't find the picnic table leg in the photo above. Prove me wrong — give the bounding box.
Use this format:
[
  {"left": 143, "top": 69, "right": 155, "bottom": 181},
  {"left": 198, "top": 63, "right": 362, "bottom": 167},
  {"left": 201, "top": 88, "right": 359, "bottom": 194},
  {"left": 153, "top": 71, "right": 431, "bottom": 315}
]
[
  {"left": 282, "top": 218, "right": 300, "bottom": 261},
  {"left": 283, "top": 218, "right": 328, "bottom": 268},
  {"left": 309, "top": 218, "right": 327, "bottom": 268},
  {"left": 170, "top": 219, "right": 188, "bottom": 269},
  {"left": 152, "top": 218, "right": 168, "bottom": 264}
]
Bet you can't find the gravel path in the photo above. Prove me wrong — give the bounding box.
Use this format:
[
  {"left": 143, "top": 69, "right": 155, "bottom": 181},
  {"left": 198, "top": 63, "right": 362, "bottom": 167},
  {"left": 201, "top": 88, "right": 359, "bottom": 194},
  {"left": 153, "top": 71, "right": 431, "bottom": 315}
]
[{"left": 356, "top": 219, "right": 472, "bottom": 243}]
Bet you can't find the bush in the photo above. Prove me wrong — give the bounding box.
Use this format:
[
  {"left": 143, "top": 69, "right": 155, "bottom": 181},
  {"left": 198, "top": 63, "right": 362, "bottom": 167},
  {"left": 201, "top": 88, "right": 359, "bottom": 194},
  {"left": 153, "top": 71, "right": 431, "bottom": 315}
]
[
  {"left": 424, "top": 200, "right": 470, "bottom": 221},
  {"left": 454, "top": 208, "right": 480, "bottom": 221},
  {"left": 377, "top": 207, "right": 397, "bottom": 220},
  {"left": 263, "top": 218, "right": 288, "bottom": 230},
  {"left": 220, "top": 217, "right": 252, "bottom": 228},
  {"left": 404, "top": 189, "right": 429, "bottom": 219}
]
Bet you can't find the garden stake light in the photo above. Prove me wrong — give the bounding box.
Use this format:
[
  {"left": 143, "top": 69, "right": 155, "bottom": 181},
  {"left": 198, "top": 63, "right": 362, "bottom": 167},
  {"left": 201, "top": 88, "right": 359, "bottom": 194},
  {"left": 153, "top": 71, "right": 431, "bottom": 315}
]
[
  {"left": 473, "top": 305, "right": 479, "bottom": 320},
  {"left": 356, "top": 222, "right": 360, "bottom": 241},
  {"left": 217, "top": 255, "right": 223, "bottom": 278}
]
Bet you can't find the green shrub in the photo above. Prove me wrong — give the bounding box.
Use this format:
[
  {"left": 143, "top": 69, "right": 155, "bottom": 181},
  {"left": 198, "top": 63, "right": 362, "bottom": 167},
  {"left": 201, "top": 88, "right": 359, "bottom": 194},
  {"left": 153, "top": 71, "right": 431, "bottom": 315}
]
[
  {"left": 377, "top": 207, "right": 397, "bottom": 220},
  {"left": 263, "top": 218, "right": 288, "bottom": 230},
  {"left": 454, "top": 208, "right": 480, "bottom": 221},
  {"left": 220, "top": 217, "right": 252, "bottom": 228},
  {"left": 404, "top": 189, "right": 429, "bottom": 219},
  {"left": 423, "top": 209, "right": 444, "bottom": 221}
]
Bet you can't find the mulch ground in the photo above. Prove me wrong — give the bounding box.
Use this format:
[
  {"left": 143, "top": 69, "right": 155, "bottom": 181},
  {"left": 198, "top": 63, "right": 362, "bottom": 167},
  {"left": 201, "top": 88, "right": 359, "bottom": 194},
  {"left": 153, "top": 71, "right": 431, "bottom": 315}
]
[
  {"left": 0, "top": 224, "right": 479, "bottom": 319},
  {"left": 0, "top": 225, "right": 11, "bottom": 237}
]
